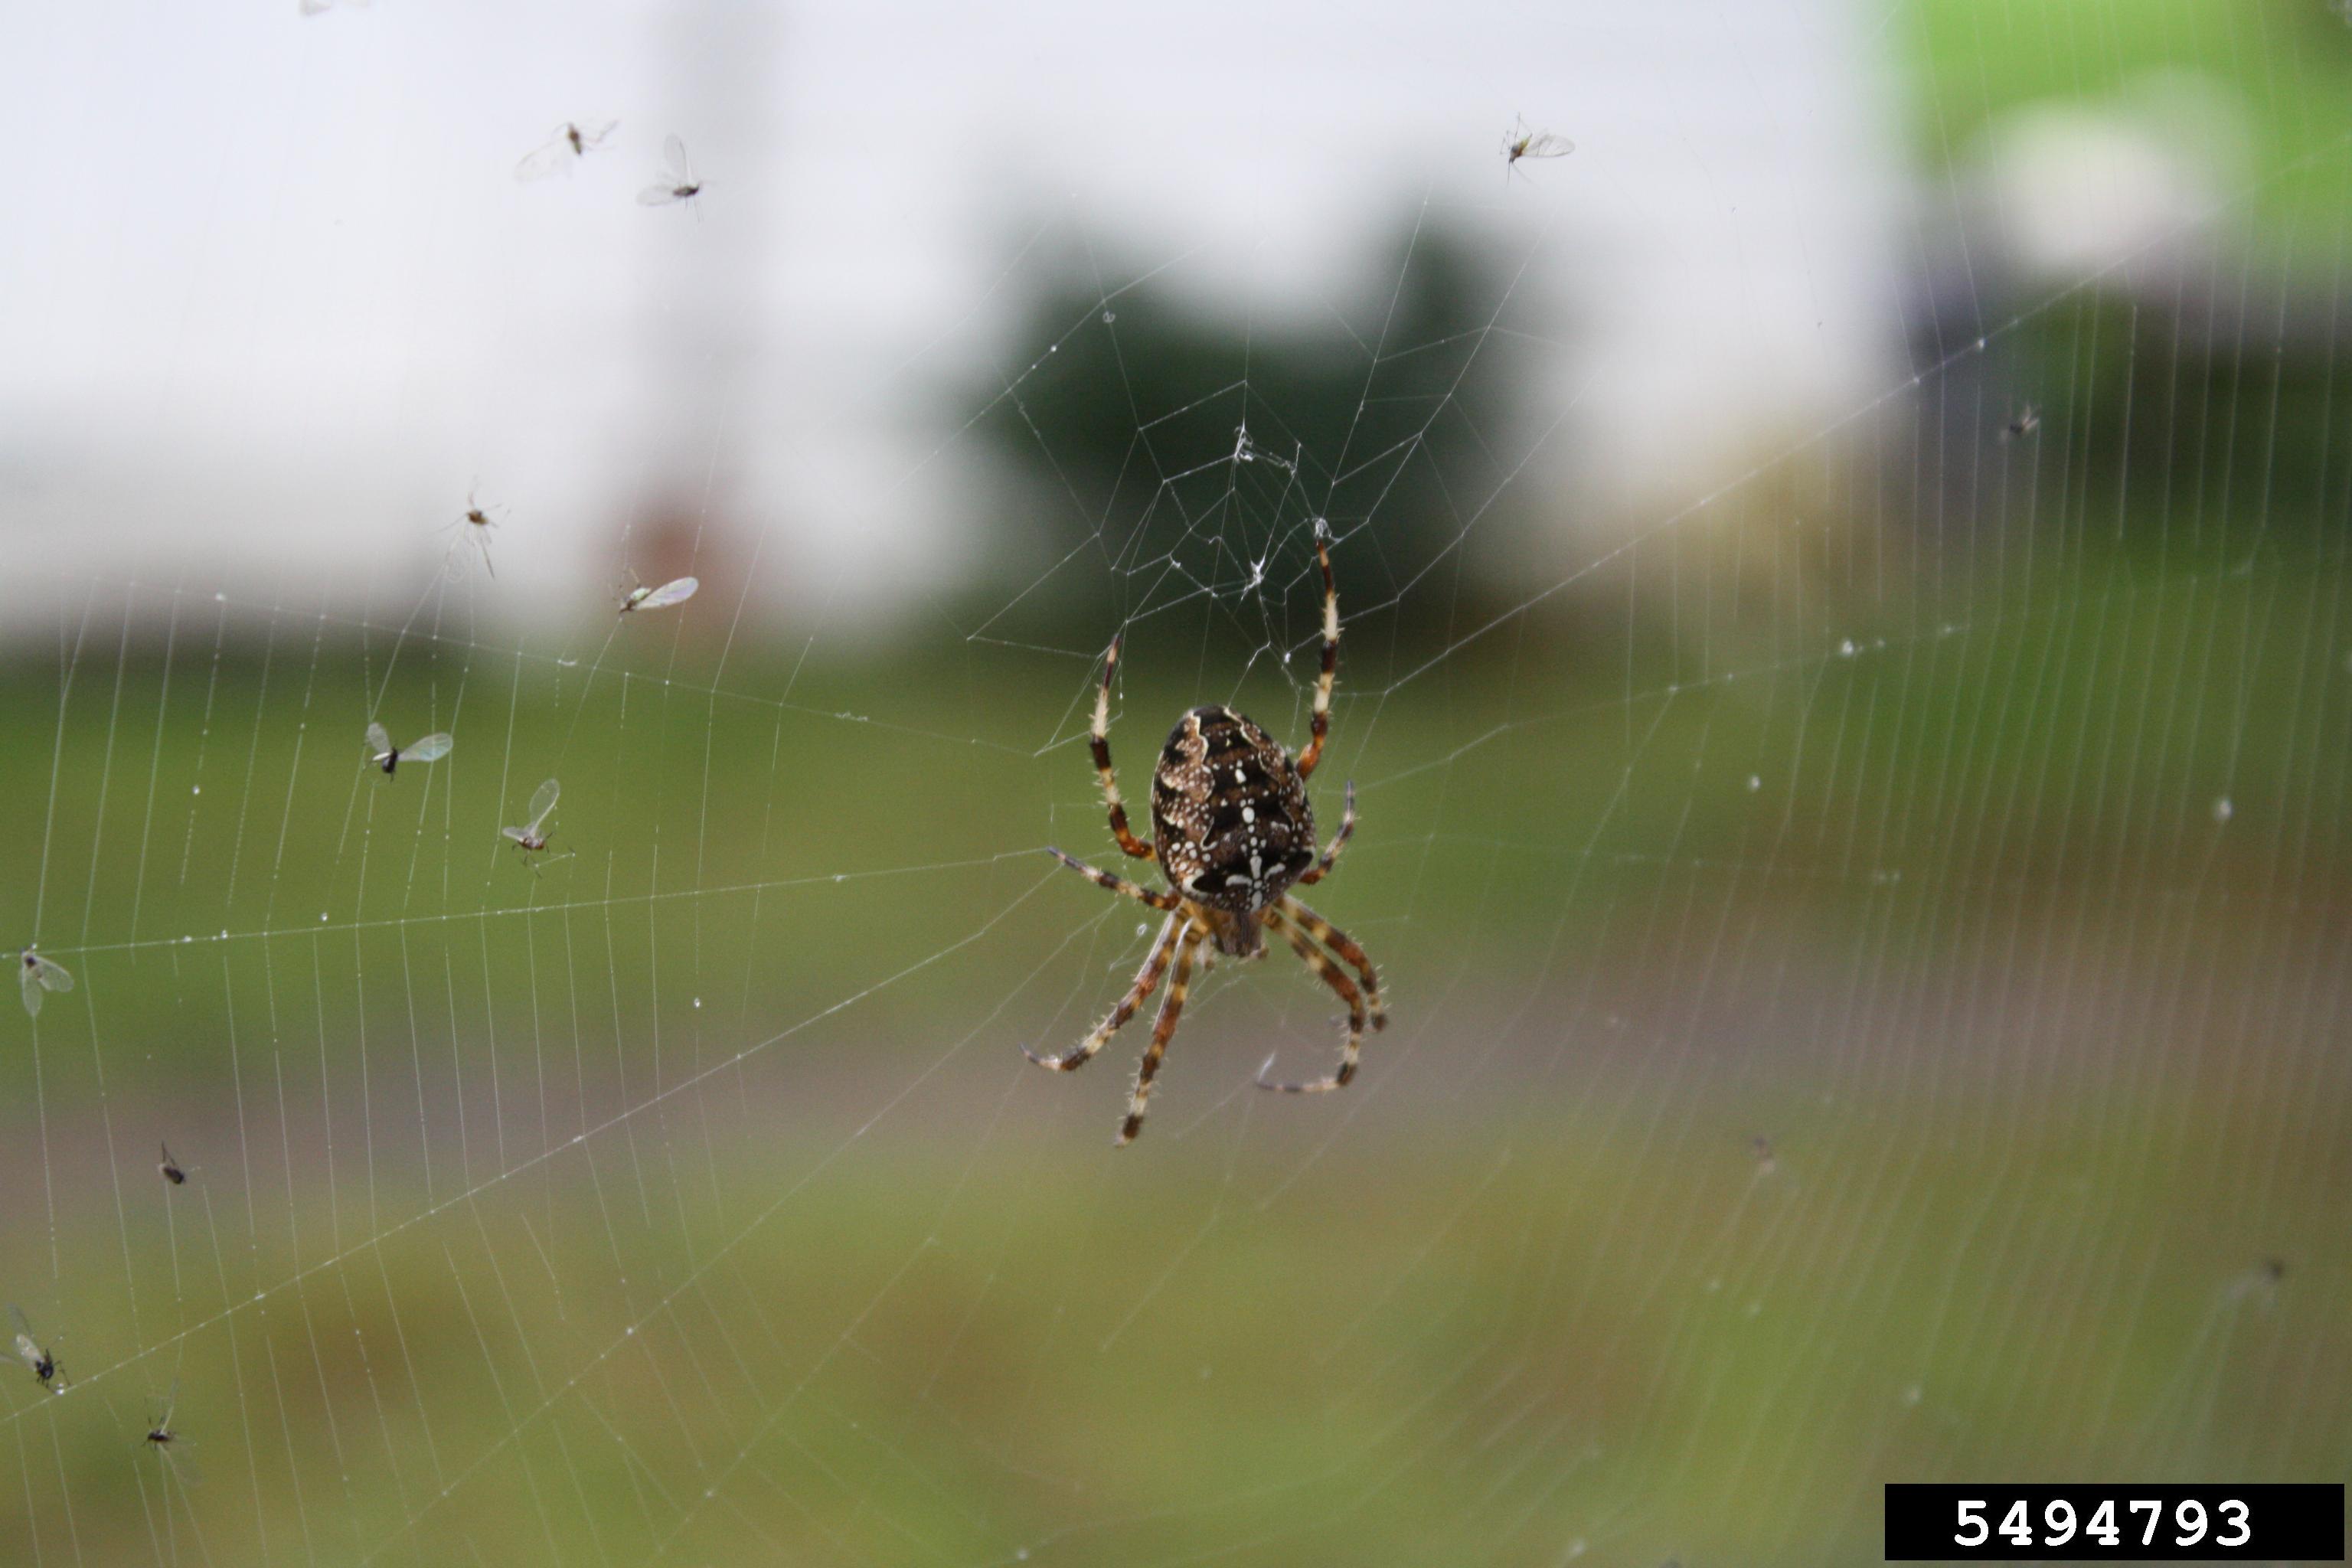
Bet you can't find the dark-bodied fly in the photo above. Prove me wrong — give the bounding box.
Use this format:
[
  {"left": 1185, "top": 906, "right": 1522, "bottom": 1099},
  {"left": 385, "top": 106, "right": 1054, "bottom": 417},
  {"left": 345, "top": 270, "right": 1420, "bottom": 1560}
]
[{"left": 365, "top": 723, "right": 452, "bottom": 776}]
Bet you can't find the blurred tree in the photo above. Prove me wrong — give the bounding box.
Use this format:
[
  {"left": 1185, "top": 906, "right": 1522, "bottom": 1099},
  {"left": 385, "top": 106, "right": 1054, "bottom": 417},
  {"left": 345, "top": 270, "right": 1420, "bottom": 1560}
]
[{"left": 957, "top": 217, "right": 1544, "bottom": 642}]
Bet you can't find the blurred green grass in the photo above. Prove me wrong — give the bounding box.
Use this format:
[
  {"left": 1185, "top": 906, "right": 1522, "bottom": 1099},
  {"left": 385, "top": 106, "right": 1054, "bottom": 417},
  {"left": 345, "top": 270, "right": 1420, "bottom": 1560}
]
[
  {"left": 0, "top": 541, "right": 2331, "bottom": 1062},
  {"left": 6, "top": 1086, "right": 2345, "bottom": 1564}
]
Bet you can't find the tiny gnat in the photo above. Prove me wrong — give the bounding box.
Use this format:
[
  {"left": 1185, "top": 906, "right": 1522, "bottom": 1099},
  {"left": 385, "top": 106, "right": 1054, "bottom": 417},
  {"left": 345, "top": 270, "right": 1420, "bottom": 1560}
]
[
  {"left": 619, "top": 574, "right": 699, "bottom": 615},
  {"left": 637, "top": 136, "right": 703, "bottom": 209},
  {"left": 502, "top": 778, "right": 564, "bottom": 862},
  {"left": 364, "top": 723, "right": 452, "bottom": 776},
  {"left": 8, "top": 1306, "right": 61, "bottom": 1393},
  {"left": 448, "top": 490, "right": 502, "bottom": 576},
  {"left": 1502, "top": 116, "right": 1573, "bottom": 177},
  {"left": 18, "top": 950, "right": 71, "bottom": 1018},
  {"left": 516, "top": 119, "right": 619, "bottom": 181}
]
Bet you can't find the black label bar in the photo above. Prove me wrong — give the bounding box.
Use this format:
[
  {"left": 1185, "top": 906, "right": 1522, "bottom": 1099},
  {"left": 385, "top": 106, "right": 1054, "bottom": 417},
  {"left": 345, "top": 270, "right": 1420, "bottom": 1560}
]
[{"left": 1884, "top": 1483, "right": 2345, "bottom": 1560}]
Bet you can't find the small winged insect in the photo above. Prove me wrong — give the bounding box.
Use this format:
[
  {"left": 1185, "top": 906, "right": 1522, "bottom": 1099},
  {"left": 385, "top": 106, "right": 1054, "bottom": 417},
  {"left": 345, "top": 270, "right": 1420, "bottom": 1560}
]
[
  {"left": 618, "top": 573, "right": 699, "bottom": 615},
  {"left": 637, "top": 136, "right": 704, "bottom": 210},
  {"left": 18, "top": 949, "right": 72, "bottom": 1018},
  {"left": 365, "top": 722, "right": 452, "bottom": 777},
  {"left": 9, "top": 1307, "right": 62, "bottom": 1393},
  {"left": 2001, "top": 403, "right": 2040, "bottom": 442},
  {"left": 501, "top": 778, "right": 565, "bottom": 865},
  {"left": 158, "top": 1142, "right": 188, "bottom": 1185},
  {"left": 446, "top": 490, "right": 502, "bottom": 577},
  {"left": 145, "top": 1381, "right": 199, "bottom": 1485},
  {"left": 515, "top": 119, "right": 618, "bottom": 182},
  {"left": 1503, "top": 115, "right": 1573, "bottom": 178}
]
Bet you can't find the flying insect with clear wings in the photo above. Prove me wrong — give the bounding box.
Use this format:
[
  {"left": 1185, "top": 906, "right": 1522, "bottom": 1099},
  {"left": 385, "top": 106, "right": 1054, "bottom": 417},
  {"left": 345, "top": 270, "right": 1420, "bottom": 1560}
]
[
  {"left": 365, "top": 723, "right": 452, "bottom": 776},
  {"left": 637, "top": 136, "right": 703, "bottom": 210},
  {"left": 158, "top": 1142, "right": 188, "bottom": 1185},
  {"left": 2002, "top": 403, "right": 2040, "bottom": 442},
  {"left": 501, "top": 778, "right": 568, "bottom": 868},
  {"left": 18, "top": 949, "right": 72, "bottom": 1018},
  {"left": 515, "top": 119, "right": 619, "bottom": 181},
  {"left": 618, "top": 573, "right": 699, "bottom": 615},
  {"left": 10, "top": 1306, "right": 61, "bottom": 1393},
  {"left": 1502, "top": 115, "right": 1573, "bottom": 178}
]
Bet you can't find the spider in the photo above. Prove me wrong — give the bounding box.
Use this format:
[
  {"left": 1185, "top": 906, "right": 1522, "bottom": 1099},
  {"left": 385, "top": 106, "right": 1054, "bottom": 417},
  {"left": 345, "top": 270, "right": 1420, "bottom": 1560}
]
[{"left": 1027, "top": 529, "right": 1385, "bottom": 1144}]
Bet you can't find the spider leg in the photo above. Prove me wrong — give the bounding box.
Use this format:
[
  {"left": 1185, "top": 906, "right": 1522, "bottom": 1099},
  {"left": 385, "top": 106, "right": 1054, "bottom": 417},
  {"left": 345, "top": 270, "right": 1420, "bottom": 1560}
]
[
  {"left": 1293, "top": 530, "right": 1338, "bottom": 780},
  {"left": 1278, "top": 894, "right": 1383, "bottom": 1030},
  {"left": 1091, "top": 637, "right": 1156, "bottom": 860},
  {"left": 1047, "top": 848, "right": 1180, "bottom": 911},
  {"left": 1254, "top": 907, "right": 1367, "bottom": 1093},
  {"left": 1294, "top": 779, "right": 1355, "bottom": 885},
  {"left": 1024, "top": 913, "right": 1181, "bottom": 1073},
  {"left": 1119, "top": 926, "right": 1201, "bottom": 1145}
]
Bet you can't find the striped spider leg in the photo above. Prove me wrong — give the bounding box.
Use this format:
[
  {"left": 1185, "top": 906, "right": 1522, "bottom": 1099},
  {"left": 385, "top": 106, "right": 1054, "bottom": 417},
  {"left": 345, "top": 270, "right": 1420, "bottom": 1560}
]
[
  {"left": 1253, "top": 894, "right": 1386, "bottom": 1094},
  {"left": 1024, "top": 907, "right": 1182, "bottom": 1074}
]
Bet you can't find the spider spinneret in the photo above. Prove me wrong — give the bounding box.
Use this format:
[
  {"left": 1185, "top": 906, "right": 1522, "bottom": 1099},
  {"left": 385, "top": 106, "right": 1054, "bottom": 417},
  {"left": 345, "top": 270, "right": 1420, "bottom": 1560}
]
[{"left": 1027, "top": 530, "right": 1385, "bottom": 1144}]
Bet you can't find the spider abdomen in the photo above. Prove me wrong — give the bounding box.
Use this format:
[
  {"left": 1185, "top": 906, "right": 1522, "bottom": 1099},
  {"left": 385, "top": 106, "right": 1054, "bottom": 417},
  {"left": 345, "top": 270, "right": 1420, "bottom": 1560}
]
[{"left": 1151, "top": 705, "right": 1316, "bottom": 914}]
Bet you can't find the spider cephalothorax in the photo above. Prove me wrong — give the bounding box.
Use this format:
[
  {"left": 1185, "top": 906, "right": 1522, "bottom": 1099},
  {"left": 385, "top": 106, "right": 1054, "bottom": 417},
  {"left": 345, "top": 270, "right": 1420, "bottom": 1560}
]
[{"left": 1028, "top": 531, "right": 1386, "bottom": 1143}]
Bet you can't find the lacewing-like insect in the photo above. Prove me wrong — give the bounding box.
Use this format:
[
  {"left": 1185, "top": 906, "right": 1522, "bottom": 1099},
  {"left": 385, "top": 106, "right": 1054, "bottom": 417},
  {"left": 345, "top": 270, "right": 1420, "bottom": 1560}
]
[
  {"left": 502, "top": 778, "right": 561, "bottom": 856},
  {"left": 10, "top": 1307, "right": 61, "bottom": 1392},
  {"left": 2002, "top": 403, "right": 2040, "bottom": 441},
  {"left": 158, "top": 1142, "right": 188, "bottom": 1185},
  {"left": 1503, "top": 116, "right": 1573, "bottom": 177},
  {"left": 365, "top": 723, "right": 452, "bottom": 776},
  {"left": 515, "top": 119, "right": 618, "bottom": 181},
  {"left": 18, "top": 950, "right": 72, "bottom": 1018},
  {"left": 619, "top": 574, "right": 698, "bottom": 615},
  {"left": 637, "top": 136, "right": 704, "bottom": 209}
]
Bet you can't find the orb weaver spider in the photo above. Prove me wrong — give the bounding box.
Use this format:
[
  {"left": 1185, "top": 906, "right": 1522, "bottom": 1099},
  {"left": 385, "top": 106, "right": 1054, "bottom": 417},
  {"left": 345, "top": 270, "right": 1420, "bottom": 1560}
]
[{"left": 1028, "top": 528, "right": 1385, "bottom": 1144}]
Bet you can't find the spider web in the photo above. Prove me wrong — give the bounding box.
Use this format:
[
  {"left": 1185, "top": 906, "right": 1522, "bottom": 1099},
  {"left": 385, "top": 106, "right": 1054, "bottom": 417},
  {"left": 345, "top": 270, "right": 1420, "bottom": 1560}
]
[{"left": 3, "top": 2, "right": 2349, "bottom": 1565}]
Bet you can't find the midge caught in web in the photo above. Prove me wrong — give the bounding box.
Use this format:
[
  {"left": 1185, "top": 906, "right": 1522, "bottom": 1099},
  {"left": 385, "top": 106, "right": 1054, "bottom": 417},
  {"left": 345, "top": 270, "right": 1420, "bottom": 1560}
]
[
  {"left": 10, "top": 1305, "right": 63, "bottom": 1393},
  {"left": 445, "top": 488, "right": 503, "bottom": 577},
  {"left": 502, "top": 777, "right": 570, "bottom": 868},
  {"left": 1502, "top": 114, "right": 1573, "bottom": 178},
  {"left": 364, "top": 722, "right": 451, "bottom": 776},
  {"left": 515, "top": 119, "right": 618, "bottom": 181},
  {"left": 637, "top": 135, "right": 704, "bottom": 211},
  {"left": 18, "top": 949, "right": 71, "bottom": 1018},
  {"left": 143, "top": 1380, "right": 199, "bottom": 1486},
  {"left": 1026, "top": 526, "right": 1385, "bottom": 1144},
  {"left": 618, "top": 571, "right": 699, "bottom": 614}
]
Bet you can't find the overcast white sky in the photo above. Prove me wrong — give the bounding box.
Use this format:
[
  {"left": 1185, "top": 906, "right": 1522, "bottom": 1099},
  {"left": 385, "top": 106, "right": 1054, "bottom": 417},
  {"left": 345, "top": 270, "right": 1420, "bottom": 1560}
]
[{"left": 0, "top": 0, "right": 1909, "bottom": 632}]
